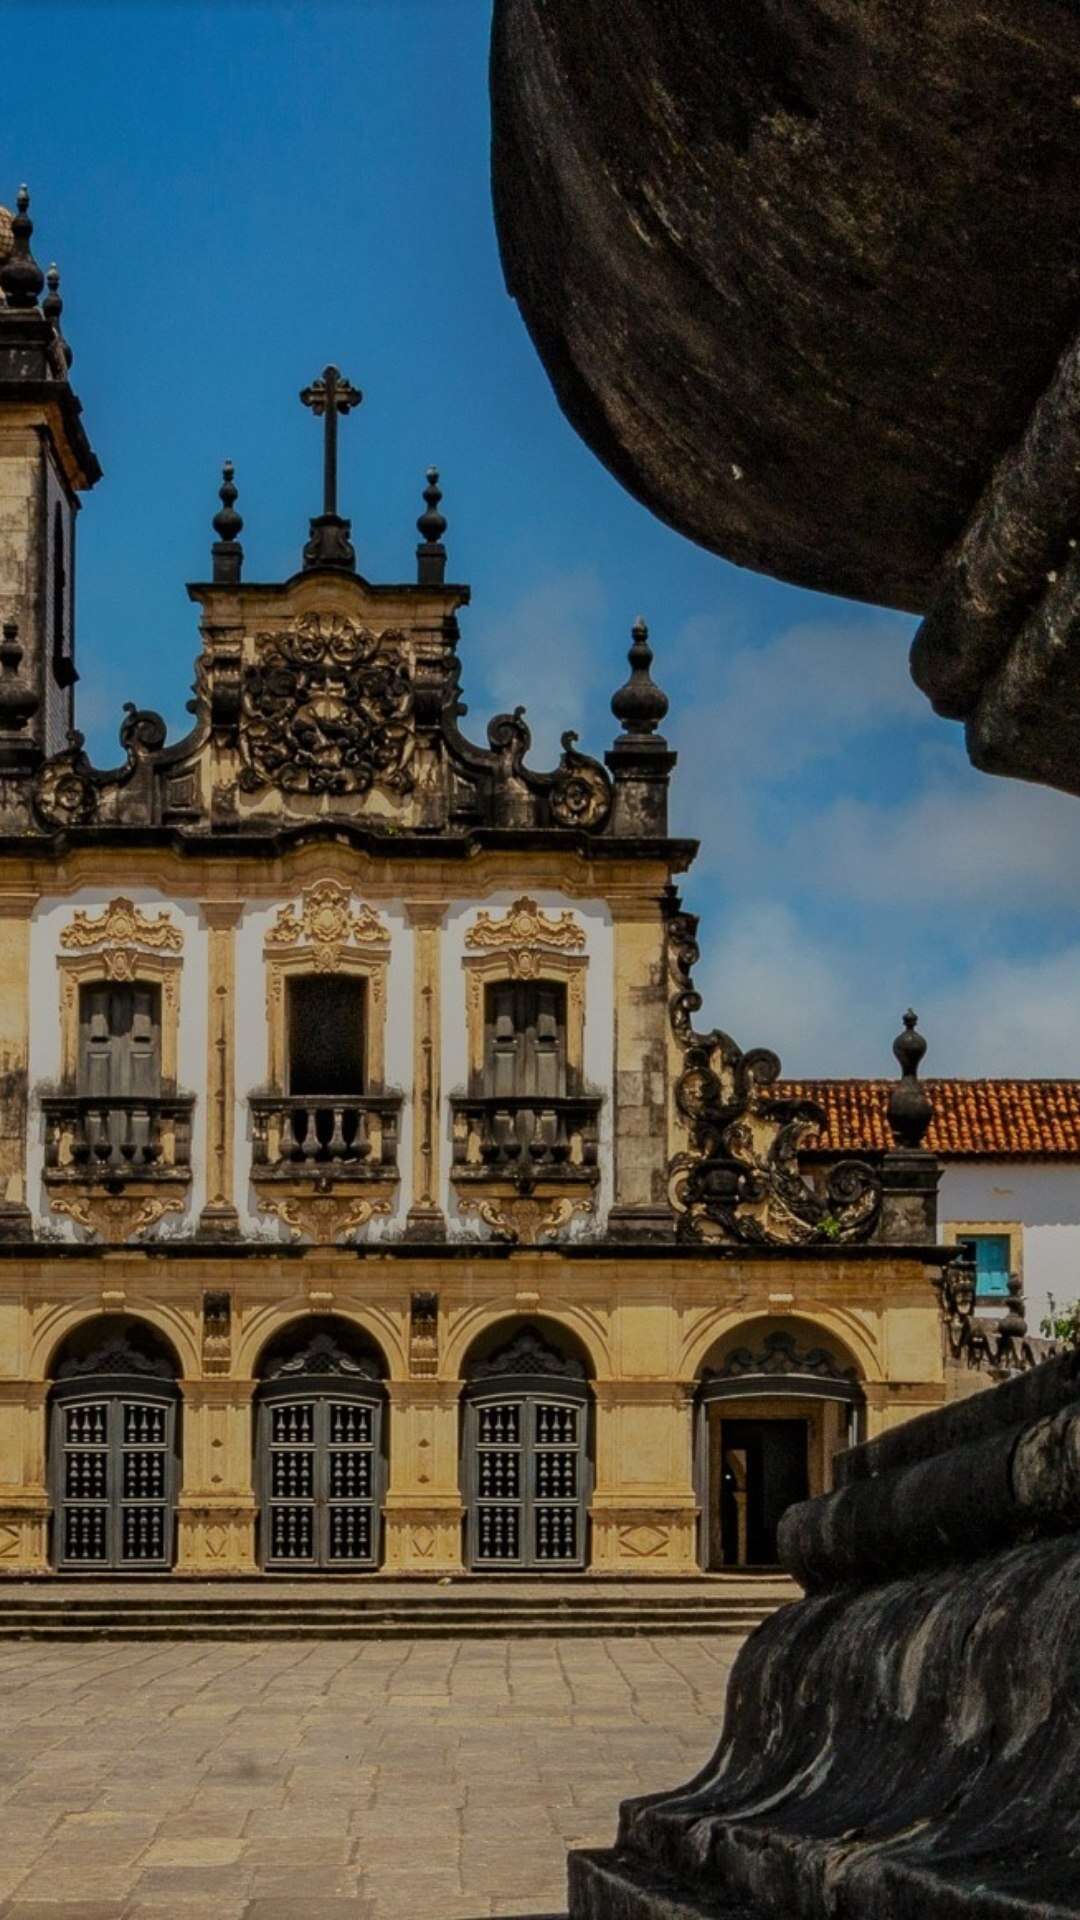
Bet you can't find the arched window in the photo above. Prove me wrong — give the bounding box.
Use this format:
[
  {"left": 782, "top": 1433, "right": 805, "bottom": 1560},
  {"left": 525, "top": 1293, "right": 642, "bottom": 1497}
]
[
  {"left": 461, "top": 1320, "right": 592, "bottom": 1571},
  {"left": 48, "top": 1316, "right": 181, "bottom": 1572},
  {"left": 254, "top": 1319, "right": 388, "bottom": 1571}
]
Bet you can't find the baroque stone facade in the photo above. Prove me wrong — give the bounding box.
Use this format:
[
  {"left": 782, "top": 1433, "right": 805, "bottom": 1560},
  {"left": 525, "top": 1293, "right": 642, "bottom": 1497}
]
[{"left": 0, "top": 189, "right": 975, "bottom": 1579}]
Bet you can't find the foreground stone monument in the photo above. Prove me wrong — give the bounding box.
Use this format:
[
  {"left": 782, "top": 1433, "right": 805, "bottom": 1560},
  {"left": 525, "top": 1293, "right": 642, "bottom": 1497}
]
[
  {"left": 571, "top": 1348, "right": 1080, "bottom": 1917},
  {"left": 491, "top": 0, "right": 1080, "bottom": 799}
]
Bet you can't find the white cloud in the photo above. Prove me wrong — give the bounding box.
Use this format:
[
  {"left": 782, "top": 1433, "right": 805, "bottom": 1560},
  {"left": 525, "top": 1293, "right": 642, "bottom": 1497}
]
[
  {"left": 465, "top": 568, "right": 606, "bottom": 766},
  {"left": 693, "top": 896, "right": 1080, "bottom": 1079},
  {"left": 805, "top": 773, "right": 1080, "bottom": 909},
  {"left": 693, "top": 901, "right": 904, "bottom": 1077},
  {"left": 931, "top": 947, "right": 1080, "bottom": 1076}
]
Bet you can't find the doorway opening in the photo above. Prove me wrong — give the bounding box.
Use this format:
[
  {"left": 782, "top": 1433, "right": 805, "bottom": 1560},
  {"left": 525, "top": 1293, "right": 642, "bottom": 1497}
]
[{"left": 719, "top": 1418, "right": 808, "bottom": 1567}]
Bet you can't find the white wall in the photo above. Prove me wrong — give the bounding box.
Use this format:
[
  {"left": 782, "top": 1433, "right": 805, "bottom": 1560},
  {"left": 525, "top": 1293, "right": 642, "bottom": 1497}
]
[
  {"left": 442, "top": 891, "right": 615, "bottom": 1235},
  {"left": 28, "top": 889, "right": 209, "bottom": 1232},
  {"left": 939, "top": 1162, "right": 1080, "bottom": 1334},
  {"left": 27, "top": 883, "right": 615, "bottom": 1245}
]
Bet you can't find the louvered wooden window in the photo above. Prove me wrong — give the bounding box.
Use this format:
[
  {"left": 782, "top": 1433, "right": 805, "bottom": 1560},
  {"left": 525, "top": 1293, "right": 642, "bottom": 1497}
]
[
  {"left": 483, "top": 981, "right": 567, "bottom": 1098},
  {"left": 286, "top": 975, "right": 365, "bottom": 1097},
  {"left": 78, "top": 983, "right": 161, "bottom": 1097}
]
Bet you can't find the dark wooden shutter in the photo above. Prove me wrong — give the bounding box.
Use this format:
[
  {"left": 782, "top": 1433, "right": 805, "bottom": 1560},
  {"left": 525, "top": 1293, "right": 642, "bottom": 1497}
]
[
  {"left": 78, "top": 984, "right": 161, "bottom": 1097},
  {"left": 483, "top": 983, "right": 567, "bottom": 1097}
]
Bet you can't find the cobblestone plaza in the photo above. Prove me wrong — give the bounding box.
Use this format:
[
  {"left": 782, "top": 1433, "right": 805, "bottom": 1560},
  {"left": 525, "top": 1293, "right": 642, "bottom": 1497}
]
[{"left": 0, "top": 1633, "right": 740, "bottom": 1919}]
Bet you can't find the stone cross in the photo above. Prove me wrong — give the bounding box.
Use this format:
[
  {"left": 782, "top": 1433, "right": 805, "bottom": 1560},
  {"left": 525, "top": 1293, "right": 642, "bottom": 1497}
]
[{"left": 299, "top": 365, "right": 362, "bottom": 571}]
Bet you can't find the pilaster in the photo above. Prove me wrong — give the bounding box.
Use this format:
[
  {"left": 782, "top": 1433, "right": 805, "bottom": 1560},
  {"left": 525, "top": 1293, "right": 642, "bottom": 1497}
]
[
  {"left": 198, "top": 901, "right": 244, "bottom": 1237},
  {"left": 403, "top": 902, "right": 447, "bottom": 1241},
  {"left": 176, "top": 1376, "right": 257, "bottom": 1571},
  {"left": 607, "top": 898, "right": 674, "bottom": 1238},
  {"left": 0, "top": 1379, "right": 48, "bottom": 1572},
  {"left": 589, "top": 1378, "right": 697, "bottom": 1572},
  {"left": 0, "top": 893, "right": 35, "bottom": 1240},
  {"left": 382, "top": 1377, "right": 464, "bottom": 1572}
]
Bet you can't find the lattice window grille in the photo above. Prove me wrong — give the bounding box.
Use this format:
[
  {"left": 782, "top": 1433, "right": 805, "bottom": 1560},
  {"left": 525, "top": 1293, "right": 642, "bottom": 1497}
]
[
  {"left": 261, "top": 1390, "right": 382, "bottom": 1571},
  {"left": 53, "top": 1392, "right": 176, "bottom": 1572}
]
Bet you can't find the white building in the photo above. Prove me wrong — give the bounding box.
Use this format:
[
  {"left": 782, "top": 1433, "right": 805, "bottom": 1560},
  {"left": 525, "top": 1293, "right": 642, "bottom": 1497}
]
[{"left": 782, "top": 1079, "right": 1080, "bottom": 1337}]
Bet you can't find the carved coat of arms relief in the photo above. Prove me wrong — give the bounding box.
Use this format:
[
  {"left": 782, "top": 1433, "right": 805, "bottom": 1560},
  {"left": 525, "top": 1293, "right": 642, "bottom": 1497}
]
[{"left": 238, "top": 612, "right": 415, "bottom": 799}]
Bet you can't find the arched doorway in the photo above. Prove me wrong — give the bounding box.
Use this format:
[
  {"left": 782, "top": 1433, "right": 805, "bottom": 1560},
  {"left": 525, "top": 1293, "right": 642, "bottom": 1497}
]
[
  {"left": 254, "top": 1318, "right": 388, "bottom": 1572},
  {"left": 695, "top": 1323, "right": 865, "bottom": 1571},
  {"left": 461, "top": 1319, "right": 592, "bottom": 1571},
  {"left": 48, "top": 1315, "right": 181, "bottom": 1572}
]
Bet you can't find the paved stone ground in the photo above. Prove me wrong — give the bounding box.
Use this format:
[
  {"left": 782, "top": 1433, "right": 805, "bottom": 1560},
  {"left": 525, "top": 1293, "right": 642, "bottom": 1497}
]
[{"left": 0, "top": 1634, "right": 740, "bottom": 1920}]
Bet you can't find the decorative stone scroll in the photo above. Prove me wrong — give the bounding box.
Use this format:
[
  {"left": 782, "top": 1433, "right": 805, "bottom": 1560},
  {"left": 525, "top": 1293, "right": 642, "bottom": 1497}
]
[
  {"left": 258, "top": 1192, "right": 391, "bottom": 1245},
  {"left": 50, "top": 1192, "right": 184, "bottom": 1243},
  {"left": 238, "top": 613, "right": 415, "bottom": 798},
  {"left": 665, "top": 894, "right": 880, "bottom": 1246},
  {"left": 458, "top": 1192, "right": 592, "bottom": 1245},
  {"left": 265, "top": 878, "right": 388, "bottom": 972},
  {"left": 466, "top": 895, "right": 585, "bottom": 961},
  {"left": 60, "top": 897, "right": 182, "bottom": 952}
]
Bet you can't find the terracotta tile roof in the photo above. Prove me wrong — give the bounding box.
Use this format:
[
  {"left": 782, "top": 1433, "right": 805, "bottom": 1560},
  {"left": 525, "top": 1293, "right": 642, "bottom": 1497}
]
[{"left": 773, "top": 1079, "right": 1080, "bottom": 1158}]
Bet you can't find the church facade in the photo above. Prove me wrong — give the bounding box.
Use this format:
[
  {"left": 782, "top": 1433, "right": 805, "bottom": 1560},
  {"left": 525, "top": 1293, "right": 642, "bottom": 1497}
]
[{"left": 0, "top": 188, "right": 961, "bottom": 1580}]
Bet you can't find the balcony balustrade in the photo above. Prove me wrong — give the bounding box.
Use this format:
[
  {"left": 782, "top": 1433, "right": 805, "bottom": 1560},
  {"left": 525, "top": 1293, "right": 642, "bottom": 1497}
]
[
  {"left": 250, "top": 1093, "right": 401, "bottom": 1178},
  {"left": 42, "top": 1093, "right": 194, "bottom": 1182},
  {"left": 450, "top": 1093, "right": 602, "bottom": 1183}
]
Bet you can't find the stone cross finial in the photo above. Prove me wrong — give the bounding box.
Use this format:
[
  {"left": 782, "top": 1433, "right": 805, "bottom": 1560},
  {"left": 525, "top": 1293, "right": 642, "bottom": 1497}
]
[{"left": 299, "top": 364, "right": 362, "bottom": 571}]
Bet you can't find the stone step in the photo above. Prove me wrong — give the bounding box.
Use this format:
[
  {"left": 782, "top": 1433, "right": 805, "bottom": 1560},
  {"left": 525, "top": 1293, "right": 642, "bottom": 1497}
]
[
  {"left": 0, "top": 1585, "right": 786, "bottom": 1639},
  {"left": 0, "top": 1614, "right": 771, "bottom": 1641}
]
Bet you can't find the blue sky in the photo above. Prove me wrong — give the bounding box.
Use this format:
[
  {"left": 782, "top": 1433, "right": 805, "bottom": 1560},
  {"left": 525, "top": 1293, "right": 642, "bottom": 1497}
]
[{"left": 7, "top": 0, "right": 1080, "bottom": 1076}]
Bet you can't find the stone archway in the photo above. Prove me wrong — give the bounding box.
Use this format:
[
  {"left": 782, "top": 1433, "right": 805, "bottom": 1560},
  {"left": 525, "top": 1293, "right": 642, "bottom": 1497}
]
[
  {"left": 459, "top": 1318, "right": 593, "bottom": 1572},
  {"left": 695, "top": 1322, "right": 865, "bottom": 1571},
  {"left": 253, "top": 1317, "right": 389, "bottom": 1573},
  {"left": 48, "top": 1314, "right": 182, "bottom": 1573}
]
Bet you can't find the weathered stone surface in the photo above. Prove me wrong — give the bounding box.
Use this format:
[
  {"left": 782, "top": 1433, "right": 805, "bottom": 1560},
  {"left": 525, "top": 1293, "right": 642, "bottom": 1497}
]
[
  {"left": 491, "top": 0, "right": 1080, "bottom": 615},
  {"left": 570, "top": 1352, "right": 1080, "bottom": 1918}
]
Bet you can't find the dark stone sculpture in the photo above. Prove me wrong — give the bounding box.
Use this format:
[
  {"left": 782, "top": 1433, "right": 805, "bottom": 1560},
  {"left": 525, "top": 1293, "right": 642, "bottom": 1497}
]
[
  {"left": 570, "top": 1351, "right": 1080, "bottom": 1919},
  {"left": 490, "top": 1, "right": 1080, "bottom": 798}
]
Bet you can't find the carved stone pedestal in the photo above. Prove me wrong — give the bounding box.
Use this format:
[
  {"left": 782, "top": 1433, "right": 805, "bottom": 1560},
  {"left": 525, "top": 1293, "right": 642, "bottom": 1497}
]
[{"left": 569, "top": 1352, "right": 1080, "bottom": 1920}]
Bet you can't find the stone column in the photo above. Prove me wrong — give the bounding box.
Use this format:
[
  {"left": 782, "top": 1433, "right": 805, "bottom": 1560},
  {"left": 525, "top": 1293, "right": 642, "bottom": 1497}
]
[
  {"left": 0, "top": 1379, "right": 48, "bottom": 1572},
  {"left": 606, "top": 897, "right": 673, "bottom": 1239},
  {"left": 176, "top": 1378, "right": 257, "bottom": 1573},
  {"left": 382, "top": 1379, "right": 465, "bottom": 1573},
  {"left": 0, "top": 892, "right": 35, "bottom": 1239},
  {"left": 589, "top": 1380, "right": 698, "bottom": 1572},
  {"left": 198, "top": 900, "right": 243, "bottom": 1237},
  {"left": 403, "top": 902, "right": 447, "bottom": 1241}
]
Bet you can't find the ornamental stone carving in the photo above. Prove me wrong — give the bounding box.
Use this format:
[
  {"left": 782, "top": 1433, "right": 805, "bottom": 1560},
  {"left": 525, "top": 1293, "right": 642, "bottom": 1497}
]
[
  {"left": 238, "top": 613, "right": 415, "bottom": 798},
  {"left": 32, "top": 730, "right": 98, "bottom": 829},
  {"left": 458, "top": 1193, "right": 592, "bottom": 1244},
  {"left": 665, "top": 894, "right": 880, "bottom": 1247},
  {"left": 265, "top": 879, "right": 388, "bottom": 971},
  {"left": 466, "top": 896, "right": 585, "bottom": 955},
  {"left": 60, "top": 897, "right": 183, "bottom": 952},
  {"left": 258, "top": 1192, "right": 391, "bottom": 1245},
  {"left": 548, "top": 731, "right": 612, "bottom": 831},
  {"left": 470, "top": 1328, "right": 586, "bottom": 1379},
  {"left": 50, "top": 1193, "right": 185, "bottom": 1243}
]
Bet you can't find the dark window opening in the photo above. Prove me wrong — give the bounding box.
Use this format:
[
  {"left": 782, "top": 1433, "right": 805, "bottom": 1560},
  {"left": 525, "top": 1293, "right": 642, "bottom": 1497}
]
[
  {"left": 287, "top": 975, "right": 365, "bottom": 1097},
  {"left": 482, "top": 981, "right": 568, "bottom": 1098},
  {"left": 52, "top": 501, "right": 76, "bottom": 690},
  {"left": 78, "top": 982, "right": 162, "bottom": 1098}
]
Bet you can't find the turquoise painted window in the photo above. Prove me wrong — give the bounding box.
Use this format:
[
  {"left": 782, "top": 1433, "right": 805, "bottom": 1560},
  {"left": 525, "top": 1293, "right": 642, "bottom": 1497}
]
[{"left": 957, "top": 1233, "right": 1012, "bottom": 1299}]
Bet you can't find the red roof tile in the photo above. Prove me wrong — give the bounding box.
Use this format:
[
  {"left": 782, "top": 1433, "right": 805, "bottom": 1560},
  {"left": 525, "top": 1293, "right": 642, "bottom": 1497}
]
[{"left": 773, "top": 1079, "right": 1080, "bottom": 1157}]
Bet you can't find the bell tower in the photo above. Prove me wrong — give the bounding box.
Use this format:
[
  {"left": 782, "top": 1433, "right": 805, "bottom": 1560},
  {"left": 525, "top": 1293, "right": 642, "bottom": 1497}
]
[{"left": 0, "top": 186, "right": 100, "bottom": 813}]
